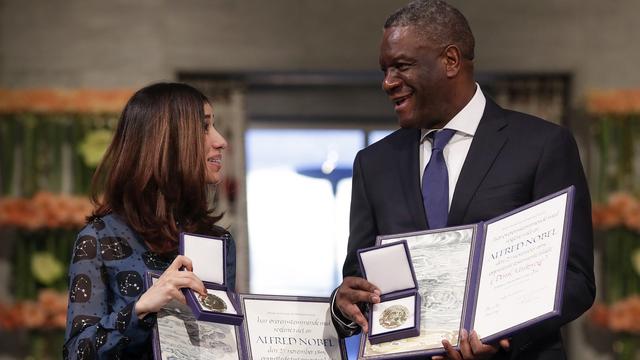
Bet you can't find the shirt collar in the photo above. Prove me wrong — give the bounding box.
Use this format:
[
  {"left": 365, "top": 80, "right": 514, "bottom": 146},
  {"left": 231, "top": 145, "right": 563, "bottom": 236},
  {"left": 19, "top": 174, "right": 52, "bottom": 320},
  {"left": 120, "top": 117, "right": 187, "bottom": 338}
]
[{"left": 421, "top": 83, "right": 486, "bottom": 142}]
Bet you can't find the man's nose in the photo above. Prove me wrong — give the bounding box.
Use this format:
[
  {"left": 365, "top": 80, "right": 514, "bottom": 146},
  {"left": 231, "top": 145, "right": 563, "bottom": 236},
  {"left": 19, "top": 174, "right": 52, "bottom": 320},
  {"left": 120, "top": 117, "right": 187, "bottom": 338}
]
[{"left": 382, "top": 71, "right": 401, "bottom": 94}]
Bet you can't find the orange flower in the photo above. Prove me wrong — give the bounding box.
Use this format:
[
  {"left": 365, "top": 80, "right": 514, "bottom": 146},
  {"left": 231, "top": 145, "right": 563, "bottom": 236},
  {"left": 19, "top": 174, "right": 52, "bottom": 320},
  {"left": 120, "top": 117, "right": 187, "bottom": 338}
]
[
  {"left": 607, "top": 296, "right": 640, "bottom": 333},
  {"left": 609, "top": 192, "right": 639, "bottom": 217},
  {"left": 0, "top": 302, "right": 22, "bottom": 330},
  {"left": 16, "top": 301, "right": 47, "bottom": 329},
  {"left": 0, "top": 88, "right": 134, "bottom": 114},
  {"left": 587, "top": 89, "right": 640, "bottom": 115},
  {"left": 592, "top": 203, "right": 622, "bottom": 230},
  {"left": 50, "top": 312, "right": 68, "bottom": 329},
  {"left": 38, "top": 289, "right": 68, "bottom": 329},
  {"left": 0, "top": 192, "right": 93, "bottom": 230},
  {"left": 0, "top": 289, "right": 69, "bottom": 330},
  {"left": 589, "top": 303, "right": 610, "bottom": 328},
  {"left": 39, "top": 288, "right": 68, "bottom": 314},
  {"left": 623, "top": 209, "right": 640, "bottom": 231},
  {"left": 0, "top": 303, "right": 12, "bottom": 329},
  {"left": 592, "top": 192, "right": 640, "bottom": 232},
  {"left": 590, "top": 298, "right": 640, "bottom": 334},
  {"left": 70, "top": 197, "right": 94, "bottom": 226}
]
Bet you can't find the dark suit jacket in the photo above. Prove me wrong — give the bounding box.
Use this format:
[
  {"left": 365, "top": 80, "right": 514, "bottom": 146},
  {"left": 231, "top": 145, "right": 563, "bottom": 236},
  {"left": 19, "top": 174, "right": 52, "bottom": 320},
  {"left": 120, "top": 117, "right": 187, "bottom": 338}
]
[{"left": 336, "top": 97, "right": 595, "bottom": 359}]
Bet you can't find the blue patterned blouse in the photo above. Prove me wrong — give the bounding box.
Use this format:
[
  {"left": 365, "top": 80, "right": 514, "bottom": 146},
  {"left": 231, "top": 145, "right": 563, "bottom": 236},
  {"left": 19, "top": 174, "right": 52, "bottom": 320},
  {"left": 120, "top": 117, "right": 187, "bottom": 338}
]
[{"left": 63, "top": 214, "right": 236, "bottom": 359}]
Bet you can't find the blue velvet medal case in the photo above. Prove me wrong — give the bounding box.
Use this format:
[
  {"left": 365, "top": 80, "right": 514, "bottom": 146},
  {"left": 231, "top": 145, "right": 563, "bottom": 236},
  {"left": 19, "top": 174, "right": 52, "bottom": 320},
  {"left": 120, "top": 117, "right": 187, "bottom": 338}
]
[
  {"left": 357, "top": 240, "right": 421, "bottom": 345},
  {"left": 179, "top": 232, "right": 244, "bottom": 325}
]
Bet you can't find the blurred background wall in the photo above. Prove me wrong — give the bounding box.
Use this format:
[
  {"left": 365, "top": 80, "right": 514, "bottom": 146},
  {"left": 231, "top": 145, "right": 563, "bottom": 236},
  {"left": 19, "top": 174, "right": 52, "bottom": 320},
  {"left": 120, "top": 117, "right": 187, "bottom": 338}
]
[
  {"left": 0, "top": 0, "right": 638, "bottom": 91},
  {"left": 1, "top": 0, "right": 639, "bottom": 359}
]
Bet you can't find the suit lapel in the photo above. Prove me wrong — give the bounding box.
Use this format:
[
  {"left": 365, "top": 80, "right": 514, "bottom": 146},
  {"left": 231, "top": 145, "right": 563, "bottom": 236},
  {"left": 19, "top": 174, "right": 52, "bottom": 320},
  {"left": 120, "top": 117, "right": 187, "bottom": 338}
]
[
  {"left": 392, "top": 128, "right": 428, "bottom": 229},
  {"left": 449, "top": 98, "right": 508, "bottom": 226}
]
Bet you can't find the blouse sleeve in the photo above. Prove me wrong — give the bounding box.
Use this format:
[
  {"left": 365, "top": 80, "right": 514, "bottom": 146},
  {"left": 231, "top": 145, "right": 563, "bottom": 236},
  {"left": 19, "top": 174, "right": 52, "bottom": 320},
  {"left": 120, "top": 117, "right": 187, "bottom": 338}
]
[{"left": 63, "top": 223, "right": 154, "bottom": 359}]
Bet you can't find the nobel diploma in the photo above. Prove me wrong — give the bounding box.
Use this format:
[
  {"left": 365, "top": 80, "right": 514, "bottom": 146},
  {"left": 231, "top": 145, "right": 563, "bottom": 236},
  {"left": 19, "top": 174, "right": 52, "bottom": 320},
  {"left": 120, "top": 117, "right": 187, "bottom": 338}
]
[{"left": 363, "top": 187, "right": 573, "bottom": 359}]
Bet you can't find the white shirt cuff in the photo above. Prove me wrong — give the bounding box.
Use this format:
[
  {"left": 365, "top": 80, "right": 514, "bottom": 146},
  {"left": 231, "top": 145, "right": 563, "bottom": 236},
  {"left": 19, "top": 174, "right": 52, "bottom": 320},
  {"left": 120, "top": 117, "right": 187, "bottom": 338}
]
[{"left": 330, "top": 290, "right": 358, "bottom": 329}]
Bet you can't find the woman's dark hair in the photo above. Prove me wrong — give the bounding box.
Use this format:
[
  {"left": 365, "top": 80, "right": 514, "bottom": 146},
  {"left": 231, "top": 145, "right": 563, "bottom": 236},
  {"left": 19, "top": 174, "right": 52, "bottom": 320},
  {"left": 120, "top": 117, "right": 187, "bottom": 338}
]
[{"left": 90, "top": 82, "right": 222, "bottom": 253}]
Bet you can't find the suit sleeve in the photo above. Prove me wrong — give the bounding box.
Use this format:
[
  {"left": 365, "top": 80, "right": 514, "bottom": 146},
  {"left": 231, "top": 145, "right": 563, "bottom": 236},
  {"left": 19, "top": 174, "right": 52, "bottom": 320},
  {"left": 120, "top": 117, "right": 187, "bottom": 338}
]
[
  {"left": 330, "top": 151, "right": 379, "bottom": 337},
  {"left": 342, "top": 151, "right": 379, "bottom": 278},
  {"left": 509, "top": 127, "right": 596, "bottom": 354}
]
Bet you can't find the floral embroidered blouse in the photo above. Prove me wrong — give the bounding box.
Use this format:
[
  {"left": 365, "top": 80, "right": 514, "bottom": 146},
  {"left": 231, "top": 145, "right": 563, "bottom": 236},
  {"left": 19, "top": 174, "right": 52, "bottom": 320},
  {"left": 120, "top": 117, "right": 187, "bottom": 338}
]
[{"left": 63, "top": 214, "right": 236, "bottom": 359}]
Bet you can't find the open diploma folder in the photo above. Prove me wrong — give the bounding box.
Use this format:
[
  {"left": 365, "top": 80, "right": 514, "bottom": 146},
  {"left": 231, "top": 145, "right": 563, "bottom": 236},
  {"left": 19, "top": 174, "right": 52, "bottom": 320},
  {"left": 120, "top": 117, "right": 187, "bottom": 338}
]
[{"left": 359, "top": 186, "right": 574, "bottom": 359}]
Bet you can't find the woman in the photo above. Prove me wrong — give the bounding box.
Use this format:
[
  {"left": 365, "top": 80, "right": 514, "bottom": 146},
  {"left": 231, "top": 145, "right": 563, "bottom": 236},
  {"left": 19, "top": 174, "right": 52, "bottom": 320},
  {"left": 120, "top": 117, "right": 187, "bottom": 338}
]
[{"left": 64, "top": 83, "right": 233, "bottom": 359}]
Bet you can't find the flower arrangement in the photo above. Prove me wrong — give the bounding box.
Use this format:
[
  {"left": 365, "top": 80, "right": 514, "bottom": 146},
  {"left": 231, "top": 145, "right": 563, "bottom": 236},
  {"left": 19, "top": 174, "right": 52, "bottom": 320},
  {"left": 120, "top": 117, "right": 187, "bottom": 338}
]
[
  {"left": 585, "top": 98, "right": 640, "bottom": 358},
  {"left": 586, "top": 89, "right": 640, "bottom": 115},
  {"left": 0, "top": 92, "right": 124, "bottom": 357},
  {"left": 591, "top": 192, "right": 640, "bottom": 304},
  {"left": 0, "top": 88, "right": 133, "bottom": 114},
  {"left": 0, "top": 191, "right": 93, "bottom": 230},
  {"left": 590, "top": 296, "right": 640, "bottom": 334},
  {"left": 592, "top": 192, "right": 640, "bottom": 232},
  {"left": 0, "top": 289, "right": 68, "bottom": 330},
  {"left": 589, "top": 173, "right": 640, "bottom": 359},
  {"left": 0, "top": 192, "right": 92, "bottom": 300}
]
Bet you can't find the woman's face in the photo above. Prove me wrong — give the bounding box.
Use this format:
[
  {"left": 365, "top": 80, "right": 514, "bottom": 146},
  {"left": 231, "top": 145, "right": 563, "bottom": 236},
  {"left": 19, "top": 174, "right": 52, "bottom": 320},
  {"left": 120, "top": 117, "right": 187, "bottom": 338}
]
[{"left": 203, "top": 103, "right": 227, "bottom": 184}]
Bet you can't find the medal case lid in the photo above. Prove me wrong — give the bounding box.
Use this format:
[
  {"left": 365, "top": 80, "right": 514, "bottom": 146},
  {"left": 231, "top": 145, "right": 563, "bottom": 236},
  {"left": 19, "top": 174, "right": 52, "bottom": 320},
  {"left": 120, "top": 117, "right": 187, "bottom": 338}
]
[
  {"left": 180, "top": 232, "right": 226, "bottom": 286},
  {"left": 357, "top": 240, "right": 418, "bottom": 296}
]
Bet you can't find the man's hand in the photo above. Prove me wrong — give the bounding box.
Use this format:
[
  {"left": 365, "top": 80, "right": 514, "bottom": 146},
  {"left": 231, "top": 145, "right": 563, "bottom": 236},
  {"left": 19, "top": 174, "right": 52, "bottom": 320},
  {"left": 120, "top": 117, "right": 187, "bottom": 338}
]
[
  {"left": 433, "top": 330, "right": 510, "bottom": 360},
  {"left": 335, "top": 276, "right": 381, "bottom": 333}
]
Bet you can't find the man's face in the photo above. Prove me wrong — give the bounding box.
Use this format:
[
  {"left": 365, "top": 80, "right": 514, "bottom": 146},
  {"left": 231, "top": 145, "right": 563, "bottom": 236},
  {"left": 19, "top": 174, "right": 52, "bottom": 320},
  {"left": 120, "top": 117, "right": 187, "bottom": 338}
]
[{"left": 379, "top": 26, "right": 450, "bottom": 129}]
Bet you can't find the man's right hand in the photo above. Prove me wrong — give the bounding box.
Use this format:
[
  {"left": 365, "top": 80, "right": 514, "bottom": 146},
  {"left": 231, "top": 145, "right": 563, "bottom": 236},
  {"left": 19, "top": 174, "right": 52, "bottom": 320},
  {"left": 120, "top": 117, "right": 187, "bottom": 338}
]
[{"left": 335, "top": 276, "right": 381, "bottom": 333}]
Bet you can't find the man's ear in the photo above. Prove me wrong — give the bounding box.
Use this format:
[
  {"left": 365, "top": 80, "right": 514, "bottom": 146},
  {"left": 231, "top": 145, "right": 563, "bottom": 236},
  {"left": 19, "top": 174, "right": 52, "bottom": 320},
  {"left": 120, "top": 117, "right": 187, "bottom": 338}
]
[{"left": 442, "top": 45, "right": 462, "bottom": 78}]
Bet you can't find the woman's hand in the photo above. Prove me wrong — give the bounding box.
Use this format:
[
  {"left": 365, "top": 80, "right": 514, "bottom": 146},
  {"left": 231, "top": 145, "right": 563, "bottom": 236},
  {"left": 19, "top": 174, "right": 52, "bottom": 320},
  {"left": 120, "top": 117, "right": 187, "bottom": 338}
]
[{"left": 134, "top": 255, "right": 207, "bottom": 318}]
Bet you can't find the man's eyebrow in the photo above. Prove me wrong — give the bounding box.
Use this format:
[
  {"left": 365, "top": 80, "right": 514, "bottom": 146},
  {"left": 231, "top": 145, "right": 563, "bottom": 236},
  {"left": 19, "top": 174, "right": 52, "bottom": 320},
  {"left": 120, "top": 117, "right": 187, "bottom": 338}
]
[{"left": 392, "top": 53, "right": 414, "bottom": 61}]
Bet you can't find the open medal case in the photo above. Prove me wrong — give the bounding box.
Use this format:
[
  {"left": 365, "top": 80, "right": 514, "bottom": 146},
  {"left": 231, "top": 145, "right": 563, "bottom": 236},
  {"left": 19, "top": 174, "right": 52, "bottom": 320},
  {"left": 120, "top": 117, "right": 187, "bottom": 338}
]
[
  {"left": 357, "top": 240, "right": 421, "bottom": 344},
  {"left": 179, "top": 232, "right": 244, "bottom": 325}
]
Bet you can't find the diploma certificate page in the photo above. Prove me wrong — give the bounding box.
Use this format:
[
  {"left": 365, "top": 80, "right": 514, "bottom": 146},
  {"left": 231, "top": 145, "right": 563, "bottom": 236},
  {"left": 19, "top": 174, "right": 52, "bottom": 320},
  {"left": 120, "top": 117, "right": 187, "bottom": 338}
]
[
  {"left": 242, "top": 297, "right": 342, "bottom": 360},
  {"left": 473, "top": 193, "right": 568, "bottom": 338}
]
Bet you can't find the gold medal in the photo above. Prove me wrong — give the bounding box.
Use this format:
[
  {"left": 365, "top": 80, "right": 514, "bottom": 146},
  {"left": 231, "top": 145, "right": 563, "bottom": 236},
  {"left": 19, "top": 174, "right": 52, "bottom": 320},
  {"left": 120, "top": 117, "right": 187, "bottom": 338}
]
[
  {"left": 379, "top": 304, "right": 409, "bottom": 329},
  {"left": 199, "top": 293, "right": 227, "bottom": 313}
]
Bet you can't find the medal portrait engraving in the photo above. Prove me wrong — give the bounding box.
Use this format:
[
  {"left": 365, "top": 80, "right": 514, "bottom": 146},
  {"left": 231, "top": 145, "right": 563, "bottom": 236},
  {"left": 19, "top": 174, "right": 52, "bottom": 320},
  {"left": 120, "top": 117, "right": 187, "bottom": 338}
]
[
  {"left": 199, "top": 293, "right": 228, "bottom": 313},
  {"left": 379, "top": 305, "right": 409, "bottom": 329}
]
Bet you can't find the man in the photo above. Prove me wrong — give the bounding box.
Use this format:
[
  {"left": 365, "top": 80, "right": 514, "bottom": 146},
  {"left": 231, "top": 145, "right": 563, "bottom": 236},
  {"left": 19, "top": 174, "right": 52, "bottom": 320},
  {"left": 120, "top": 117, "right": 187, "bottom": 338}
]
[{"left": 331, "top": 1, "right": 595, "bottom": 359}]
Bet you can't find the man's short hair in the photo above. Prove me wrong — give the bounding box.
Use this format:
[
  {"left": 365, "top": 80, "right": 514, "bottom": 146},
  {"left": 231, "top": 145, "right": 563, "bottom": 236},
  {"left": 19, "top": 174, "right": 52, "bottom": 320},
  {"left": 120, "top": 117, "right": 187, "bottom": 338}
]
[{"left": 384, "top": 0, "right": 475, "bottom": 60}]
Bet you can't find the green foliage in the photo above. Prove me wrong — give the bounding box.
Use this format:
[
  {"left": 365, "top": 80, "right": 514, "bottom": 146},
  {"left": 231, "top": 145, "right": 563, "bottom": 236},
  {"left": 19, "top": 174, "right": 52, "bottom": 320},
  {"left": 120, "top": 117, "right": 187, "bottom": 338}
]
[
  {"left": 591, "top": 115, "right": 640, "bottom": 202},
  {"left": 0, "top": 114, "right": 117, "bottom": 197}
]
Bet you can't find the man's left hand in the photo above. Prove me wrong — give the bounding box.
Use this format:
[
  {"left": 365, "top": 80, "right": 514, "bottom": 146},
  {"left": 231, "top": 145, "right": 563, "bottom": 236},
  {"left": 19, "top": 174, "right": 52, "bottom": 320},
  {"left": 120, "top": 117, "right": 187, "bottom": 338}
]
[{"left": 432, "top": 330, "right": 510, "bottom": 360}]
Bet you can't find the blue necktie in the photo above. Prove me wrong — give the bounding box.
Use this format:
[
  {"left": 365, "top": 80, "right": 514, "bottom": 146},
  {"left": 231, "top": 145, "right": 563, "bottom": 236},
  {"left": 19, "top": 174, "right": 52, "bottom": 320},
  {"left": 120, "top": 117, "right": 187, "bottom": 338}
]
[{"left": 422, "top": 129, "right": 455, "bottom": 229}]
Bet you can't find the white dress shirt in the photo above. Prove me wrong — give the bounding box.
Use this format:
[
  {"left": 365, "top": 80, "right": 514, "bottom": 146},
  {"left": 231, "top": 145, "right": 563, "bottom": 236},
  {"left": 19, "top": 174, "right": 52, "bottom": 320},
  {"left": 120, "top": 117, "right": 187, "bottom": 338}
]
[
  {"left": 332, "top": 85, "right": 487, "bottom": 329},
  {"left": 420, "top": 84, "right": 486, "bottom": 209}
]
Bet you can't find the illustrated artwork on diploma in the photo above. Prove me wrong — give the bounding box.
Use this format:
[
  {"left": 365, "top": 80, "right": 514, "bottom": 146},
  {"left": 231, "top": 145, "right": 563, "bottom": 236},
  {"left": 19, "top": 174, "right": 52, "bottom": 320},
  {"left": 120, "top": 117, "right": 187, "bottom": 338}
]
[
  {"left": 364, "top": 227, "right": 473, "bottom": 357},
  {"left": 145, "top": 273, "right": 245, "bottom": 360}
]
